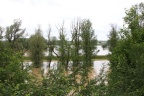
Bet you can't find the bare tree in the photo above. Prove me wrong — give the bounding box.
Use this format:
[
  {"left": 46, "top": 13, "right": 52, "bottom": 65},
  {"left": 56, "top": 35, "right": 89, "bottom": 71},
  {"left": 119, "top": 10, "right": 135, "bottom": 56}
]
[{"left": 47, "top": 25, "right": 57, "bottom": 69}]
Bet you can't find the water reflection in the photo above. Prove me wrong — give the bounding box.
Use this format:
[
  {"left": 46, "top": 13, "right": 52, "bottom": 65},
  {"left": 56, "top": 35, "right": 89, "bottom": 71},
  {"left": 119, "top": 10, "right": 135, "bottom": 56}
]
[{"left": 24, "top": 60, "right": 109, "bottom": 76}]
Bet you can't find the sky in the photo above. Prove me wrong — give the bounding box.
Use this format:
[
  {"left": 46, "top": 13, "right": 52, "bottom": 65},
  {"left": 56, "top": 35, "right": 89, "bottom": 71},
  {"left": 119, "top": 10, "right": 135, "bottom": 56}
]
[{"left": 0, "top": 0, "right": 143, "bottom": 40}]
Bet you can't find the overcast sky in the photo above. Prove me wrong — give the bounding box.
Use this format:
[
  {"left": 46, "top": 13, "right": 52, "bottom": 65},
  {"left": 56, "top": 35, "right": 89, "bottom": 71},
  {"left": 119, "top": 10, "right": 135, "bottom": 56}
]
[{"left": 0, "top": 0, "right": 143, "bottom": 40}]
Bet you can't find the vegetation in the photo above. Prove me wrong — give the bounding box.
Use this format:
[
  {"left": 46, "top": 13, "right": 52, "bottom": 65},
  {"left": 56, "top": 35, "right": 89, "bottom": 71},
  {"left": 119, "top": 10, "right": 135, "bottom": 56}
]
[
  {"left": 0, "top": 49, "right": 30, "bottom": 95},
  {"left": 57, "top": 23, "right": 71, "bottom": 73},
  {"left": 108, "top": 2, "right": 144, "bottom": 95},
  {"left": 5, "top": 19, "right": 26, "bottom": 51},
  {"left": 47, "top": 26, "right": 57, "bottom": 69},
  {"left": 107, "top": 25, "right": 119, "bottom": 52},
  {"left": 29, "top": 27, "right": 46, "bottom": 68},
  {"left": 0, "top": 2, "right": 144, "bottom": 95}
]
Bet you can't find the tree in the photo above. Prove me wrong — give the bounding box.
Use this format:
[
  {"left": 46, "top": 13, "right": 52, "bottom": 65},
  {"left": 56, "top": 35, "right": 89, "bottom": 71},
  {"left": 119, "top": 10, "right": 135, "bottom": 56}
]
[
  {"left": 124, "top": 3, "right": 144, "bottom": 43},
  {"left": 4, "top": 19, "right": 29, "bottom": 70},
  {"left": 107, "top": 25, "right": 119, "bottom": 52},
  {"left": 5, "top": 19, "right": 26, "bottom": 50},
  {"left": 81, "top": 19, "right": 97, "bottom": 67},
  {"left": 29, "top": 27, "right": 46, "bottom": 68},
  {"left": 71, "top": 19, "right": 81, "bottom": 76},
  {"left": 108, "top": 2, "right": 144, "bottom": 95},
  {"left": 0, "top": 20, "right": 28, "bottom": 70},
  {"left": 77, "top": 19, "right": 98, "bottom": 85},
  {"left": 47, "top": 26, "right": 57, "bottom": 69},
  {"left": 57, "top": 23, "right": 71, "bottom": 74},
  {"left": 0, "top": 26, "right": 3, "bottom": 39},
  {"left": 0, "top": 43, "right": 30, "bottom": 95}
]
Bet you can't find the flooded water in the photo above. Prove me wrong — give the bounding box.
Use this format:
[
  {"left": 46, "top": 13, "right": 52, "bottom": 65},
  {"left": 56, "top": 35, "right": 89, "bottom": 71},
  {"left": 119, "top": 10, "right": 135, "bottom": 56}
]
[
  {"left": 24, "top": 60, "right": 109, "bottom": 76},
  {"left": 24, "top": 45, "right": 109, "bottom": 75},
  {"left": 96, "top": 46, "right": 110, "bottom": 55},
  {"left": 24, "top": 45, "right": 110, "bottom": 57}
]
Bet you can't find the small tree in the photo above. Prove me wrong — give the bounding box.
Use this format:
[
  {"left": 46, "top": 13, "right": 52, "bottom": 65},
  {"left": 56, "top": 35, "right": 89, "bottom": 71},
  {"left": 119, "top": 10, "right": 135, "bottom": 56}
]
[
  {"left": 107, "top": 25, "right": 119, "bottom": 52},
  {"left": 0, "top": 27, "right": 3, "bottom": 39},
  {"left": 71, "top": 19, "right": 81, "bottom": 66},
  {"left": 81, "top": 19, "right": 97, "bottom": 67},
  {"left": 47, "top": 26, "right": 57, "bottom": 69},
  {"left": 29, "top": 27, "right": 46, "bottom": 68},
  {"left": 57, "top": 23, "right": 71, "bottom": 74}
]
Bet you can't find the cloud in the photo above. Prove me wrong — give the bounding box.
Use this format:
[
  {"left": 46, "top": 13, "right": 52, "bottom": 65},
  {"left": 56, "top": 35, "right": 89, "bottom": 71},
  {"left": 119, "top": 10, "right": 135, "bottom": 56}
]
[{"left": 0, "top": 0, "right": 143, "bottom": 40}]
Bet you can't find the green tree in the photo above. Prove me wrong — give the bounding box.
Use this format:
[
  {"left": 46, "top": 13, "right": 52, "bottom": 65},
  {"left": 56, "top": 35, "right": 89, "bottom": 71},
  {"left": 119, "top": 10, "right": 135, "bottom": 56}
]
[
  {"left": 57, "top": 23, "right": 71, "bottom": 74},
  {"left": 29, "top": 27, "right": 46, "bottom": 68},
  {"left": 0, "top": 44, "right": 30, "bottom": 95},
  {"left": 107, "top": 25, "right": 119, "bottom": 52},
  {"left": 108, "top": 2, "right": 144, "bottom": 95},
  {"left": 5, "top": 19, "right": 26, "bottom": 50},
  {"left": 71, "top": 19, "right": 81, "bottom": 75},
  {"left": 81, "top": 19, "right": 97, "bottom": 67},
  {"left": 0, "top": 27, "right": 3, "bottom": 39},
  {"left": 14, "top": 37, "right": 29, "bottom": 55},
  {"left": 71, "top": 19, "right": 98, "bottom": 90}
]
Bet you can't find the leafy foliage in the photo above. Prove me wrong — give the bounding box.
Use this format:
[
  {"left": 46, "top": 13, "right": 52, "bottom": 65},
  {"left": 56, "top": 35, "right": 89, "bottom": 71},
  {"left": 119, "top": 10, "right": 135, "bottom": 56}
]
[
  {"left": 81, "top": 19, "right": 97, "bottom": 67},
  {"left": 29, "top": 27, "right": 46, "bottom": 68},
  {"left": 5, "top": 19, "right": 26, "bottom": 50},
  {"left": 107, "top": 25, "right": 119, "bottom": 52},
  {"left": 108, "top": 2, "right": 144, "bottom": 96},
  {"left": 0, "top": 47, "right": 29, "bottom": 95}
]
